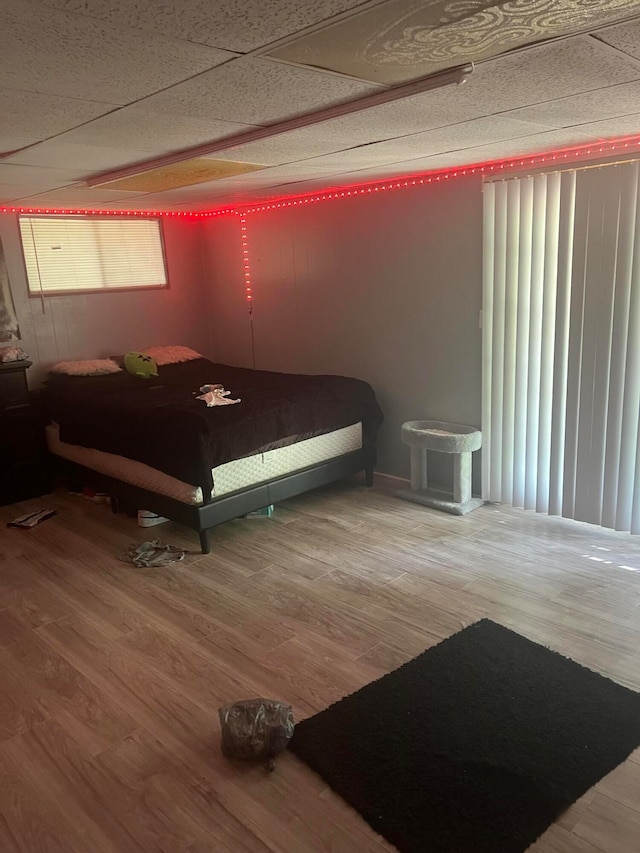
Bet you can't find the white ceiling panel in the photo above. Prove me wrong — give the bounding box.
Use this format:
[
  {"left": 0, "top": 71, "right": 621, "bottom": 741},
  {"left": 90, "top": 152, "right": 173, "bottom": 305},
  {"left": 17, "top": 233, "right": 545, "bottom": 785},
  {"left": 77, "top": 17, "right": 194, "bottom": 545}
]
[
  {"left": 128, "top": 188, "right": 247, "bottom": 206},
  {"left": 397, "top": 36, "right": 640, "bottom": 119},
  {"left": 291, "top": 116, "right": 554, "bottom": 170},
  {"left": 3, "top": 142, "right": 155, "bottom": 173},
  {"left": 344, "top": 128, "right": 609, "bottom": 179},
  {"left": 36, "top": 0, "right": 371, "bottom": 53},
  {"left": 210, "top": 127, "right": 371, "bottom": 167},
  {"left": 207, "top": 109, "right": 549, "bottom": 168},
  {"left": 246, "top": 163, "right": 340, "bottom": 179},
  {"left": 0, "top": 163, "right": 85, "bottom": 188},
  {"left": 140, "top": 57, "right": 380, "bottom": 126},
  {"left": 215, "top": 173, "right": 356, "bottom": 204},
  {"left": 7, "top": 187, "right": 148, "bottom": 205},
  {"left": 55, "top": 106, "right": 257, "bottom": 153},
  {"left": 0, "top": 183, "right": 63, "bottom": 203},
  {"left": 0, "top": 88, "right": 118, "bottom": 140},
  {"left": 595, "top": 18, "right": 640, "bottom": 61},
  {"left": 560, "top": 112, "right": 640, "bottom": 139},
  {"left": 88, "top": 196, "right": 165, "bottom": 210},
  {"left": 0, "top": 136, "right": 41, "bottom": 157},
  {"left": 307, "top": 93, "right": 497, "bottom": 146},
  {"left": 505, "top": 80, "right": 640, "bottom": 128},
  {"left": 0, "top": 0, "right": 236, "bottom": 104}
]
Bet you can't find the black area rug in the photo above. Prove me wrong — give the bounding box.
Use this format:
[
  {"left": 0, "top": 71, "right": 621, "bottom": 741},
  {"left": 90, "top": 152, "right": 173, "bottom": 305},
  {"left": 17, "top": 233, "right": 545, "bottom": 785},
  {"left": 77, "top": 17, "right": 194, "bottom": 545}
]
[{"left": 290, "top": 619, "right": 640, "bottom": 853}]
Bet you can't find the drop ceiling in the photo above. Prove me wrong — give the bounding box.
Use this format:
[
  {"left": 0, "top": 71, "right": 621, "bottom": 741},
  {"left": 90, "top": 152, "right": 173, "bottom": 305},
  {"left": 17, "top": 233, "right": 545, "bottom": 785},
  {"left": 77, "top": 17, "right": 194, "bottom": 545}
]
[{"left": 3, "top": 0, "right": 640, "bottom": 211}]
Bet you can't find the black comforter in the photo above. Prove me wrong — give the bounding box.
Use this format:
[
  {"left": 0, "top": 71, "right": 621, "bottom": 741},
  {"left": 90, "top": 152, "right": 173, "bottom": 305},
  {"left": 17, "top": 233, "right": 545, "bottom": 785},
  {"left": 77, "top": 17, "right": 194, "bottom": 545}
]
[{"left": 46, "top": 359, "right": 383, "bottom": 499}]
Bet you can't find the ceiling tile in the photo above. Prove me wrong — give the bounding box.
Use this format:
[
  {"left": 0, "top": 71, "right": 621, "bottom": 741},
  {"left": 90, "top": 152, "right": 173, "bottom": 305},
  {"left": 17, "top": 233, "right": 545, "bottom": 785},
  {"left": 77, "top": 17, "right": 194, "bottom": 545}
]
[
  {"left": 210, "top": 125, "right": 610, "bottom": 204},
  {"left": 141, "top": 57, "right": 380, "bottom": 125},
  {"left": 267, "top": 0, "right": 640, "bottom": 85},
  {"left": 88, "top": 195, "right": 163, "bottom": 210},
  {"left": 209, "top": 127, "right": 366, "bottom": 166},
  {"left": 130, "top": 187, "right": 246, "bottom": 205},
  {"left": 100, "top": 158, "right": 265, "bottom": 192},
  {"left": 0, "top": 184, "right": 60, "bottom": 203},
  {"left": 0, "top": 88, "right": 117, "bottom": 140},
  {"left": 504, "top": 80, "right": 640, "bottom": 128},
  {"left": 246, "top": 163, "right": 339, "bottom": 178},
  {"left": 3, "top": 142, "right": 155, "bottom": 172},
  {"left": 206, "top": 109, "right": 549, "bottom": 167},
  {"left": 125, "top": 164, "right": 339, "bottom": 204},
  {"left": 212, "top": 172, "right": 355, "bottom": 205},
  {"left": 307, "top": 94, "right": 495, "bottom": 145},
  {"left": 347, "top": 128, "right": 608, "bottom": 175},
  {"left": 255, "top": 35, "right": 640, "bottom": 151},
  {"left": 55, "top": 105, "right": 257, "bottom": 153},
  {"left": 560, "top": 112, "right": 640, "bottom": 138},
  {"left": 6, "top": 187, "right": 147, "bottom": 205},
  {"left": 288, "top": 115, "right": 554, "bottom": 169},
  {"left": 0, "top": 0, "right": 236, "bottom": 104},
  {"left": 419, "top": 36, "right": 640, "bottom": 116},
  {"left": 0, "top": 136, "right": 41, "bottom": 157},
  {"left": 595, "top": 18, "right": 640, "bottom": 61},
  {"left": 37, "top": 0, "right": 370, "bottom": 53},
  {"left": 0, "top": 164, "right": 85, "bottom": 188}
]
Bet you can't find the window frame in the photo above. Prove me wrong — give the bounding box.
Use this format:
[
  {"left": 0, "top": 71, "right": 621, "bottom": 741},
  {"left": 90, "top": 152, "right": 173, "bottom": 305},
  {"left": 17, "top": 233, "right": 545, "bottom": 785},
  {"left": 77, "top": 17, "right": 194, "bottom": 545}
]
[{"left": 18, "top": 214, "right": 170, "bottom": 298}]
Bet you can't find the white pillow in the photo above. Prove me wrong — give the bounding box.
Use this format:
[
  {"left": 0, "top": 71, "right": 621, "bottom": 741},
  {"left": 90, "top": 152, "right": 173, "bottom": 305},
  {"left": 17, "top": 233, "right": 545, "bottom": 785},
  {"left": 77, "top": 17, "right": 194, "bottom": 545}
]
[
  {"left": 140, "top": 345, "right": 202, "bottom": 366},
  {"left": 50, "top": 358, "right": 122, "bottom": 376}
]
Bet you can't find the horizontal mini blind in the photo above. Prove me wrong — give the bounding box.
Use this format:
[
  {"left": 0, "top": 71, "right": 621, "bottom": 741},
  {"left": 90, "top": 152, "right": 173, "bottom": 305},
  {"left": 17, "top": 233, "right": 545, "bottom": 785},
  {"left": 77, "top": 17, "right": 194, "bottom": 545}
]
[
  {"left": 19, "top": 216, "right": 167, "bottom": 294},
  {"left": 483, "top": 161, "right": 640, "bottom": 534}
]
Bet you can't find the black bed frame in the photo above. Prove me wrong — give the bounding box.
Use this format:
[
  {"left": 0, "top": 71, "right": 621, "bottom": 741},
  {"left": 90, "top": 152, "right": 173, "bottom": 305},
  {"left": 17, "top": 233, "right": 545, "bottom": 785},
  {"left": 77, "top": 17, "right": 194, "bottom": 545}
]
[{"left": 64, "top": 446, "right": 376, "bottom": 554}]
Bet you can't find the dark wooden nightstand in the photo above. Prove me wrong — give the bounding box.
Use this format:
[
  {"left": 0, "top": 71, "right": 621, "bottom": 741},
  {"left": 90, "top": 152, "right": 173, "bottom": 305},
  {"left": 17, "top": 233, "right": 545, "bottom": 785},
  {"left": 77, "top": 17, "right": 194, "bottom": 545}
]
[{"left": 0, "top": 360, "right": 51, "bottom": 507}]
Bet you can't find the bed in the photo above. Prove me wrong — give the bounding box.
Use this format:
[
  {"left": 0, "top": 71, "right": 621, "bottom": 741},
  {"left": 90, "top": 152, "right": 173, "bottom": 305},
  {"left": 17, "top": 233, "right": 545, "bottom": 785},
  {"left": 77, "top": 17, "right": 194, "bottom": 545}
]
[{"left": 43, "top": 353, "right": 383, "bottom": 552}]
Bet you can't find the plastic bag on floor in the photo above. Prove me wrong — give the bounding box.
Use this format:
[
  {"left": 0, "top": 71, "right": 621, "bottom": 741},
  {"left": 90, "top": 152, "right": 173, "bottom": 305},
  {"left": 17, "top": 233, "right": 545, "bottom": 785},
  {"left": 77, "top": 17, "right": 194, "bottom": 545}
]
[
  {"left": 219, "top": 698, "right": 294, "bottom": 769},
  {"left": 120, "top": 539, "right": 186, "bottom": 567}
]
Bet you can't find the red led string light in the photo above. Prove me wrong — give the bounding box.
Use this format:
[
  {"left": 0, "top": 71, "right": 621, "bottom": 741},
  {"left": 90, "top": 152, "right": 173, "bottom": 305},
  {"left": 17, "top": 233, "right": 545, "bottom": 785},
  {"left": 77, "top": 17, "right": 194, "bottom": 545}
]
[
  {"left": 3, "top": 135, "right": 639, "bottom": 315},
  {"left": 2, "top": 134, "right": 640, "bottom": 221},
  {"left": 0, "top": 205, "right": 236, "bottom": 218},
  {"left": 239, "top": 216, "right": 253, "bottom": 308}
]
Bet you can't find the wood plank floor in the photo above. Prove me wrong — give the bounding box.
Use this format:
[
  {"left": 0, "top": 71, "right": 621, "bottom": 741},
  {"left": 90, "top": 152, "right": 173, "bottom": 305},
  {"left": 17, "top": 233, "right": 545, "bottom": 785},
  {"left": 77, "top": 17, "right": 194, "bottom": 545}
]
[{"left": 0, "top": 478, "right": 639, "bottom": 852}]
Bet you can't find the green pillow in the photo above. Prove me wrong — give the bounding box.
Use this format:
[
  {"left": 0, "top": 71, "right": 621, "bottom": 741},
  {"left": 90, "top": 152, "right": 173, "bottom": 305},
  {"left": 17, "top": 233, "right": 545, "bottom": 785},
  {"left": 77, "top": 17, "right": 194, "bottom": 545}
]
[{"left": 124, "top": 351, "right": 159, "bottom": 379}]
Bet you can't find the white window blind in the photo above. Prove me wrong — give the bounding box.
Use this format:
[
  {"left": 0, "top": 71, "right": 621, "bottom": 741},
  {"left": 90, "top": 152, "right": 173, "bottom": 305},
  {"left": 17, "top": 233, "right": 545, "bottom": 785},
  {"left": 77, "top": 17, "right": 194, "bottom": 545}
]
[
  {"left": 19, "top": 216, "right": 167, "bottom": 295},
  {"left": 482, "top": 161, "right": 640, "bottom": 534}
]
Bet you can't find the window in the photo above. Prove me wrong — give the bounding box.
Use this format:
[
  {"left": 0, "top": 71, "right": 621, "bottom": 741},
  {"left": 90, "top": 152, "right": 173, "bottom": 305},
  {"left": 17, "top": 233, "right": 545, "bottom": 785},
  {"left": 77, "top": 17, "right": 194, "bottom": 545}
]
[{"left": 19, "top": 215, "right": 168, "bottom": 295}]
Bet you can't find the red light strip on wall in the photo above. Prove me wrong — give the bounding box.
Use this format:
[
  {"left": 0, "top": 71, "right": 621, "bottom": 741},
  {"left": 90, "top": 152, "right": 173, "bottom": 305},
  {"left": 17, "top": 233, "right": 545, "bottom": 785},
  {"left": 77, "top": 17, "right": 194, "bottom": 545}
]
[
  {"left": 2, "top": 134, "right": 640, "bottom": 221},
  {"left": 239, "top": 216, "right": 253, "bottom": 308},
  {"left": 0, "top": 206, "right": 236, "bottom": 218}
]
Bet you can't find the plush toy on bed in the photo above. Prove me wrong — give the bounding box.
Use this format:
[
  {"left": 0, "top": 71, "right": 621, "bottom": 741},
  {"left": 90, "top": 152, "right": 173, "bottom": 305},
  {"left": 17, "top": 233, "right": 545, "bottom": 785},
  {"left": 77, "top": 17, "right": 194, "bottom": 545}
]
[
  {"left": 196, "top": 383, "right": 241, "bottom": 407},
  {"left": 124, "top": 351, "right": 159, "bottom": 379}
]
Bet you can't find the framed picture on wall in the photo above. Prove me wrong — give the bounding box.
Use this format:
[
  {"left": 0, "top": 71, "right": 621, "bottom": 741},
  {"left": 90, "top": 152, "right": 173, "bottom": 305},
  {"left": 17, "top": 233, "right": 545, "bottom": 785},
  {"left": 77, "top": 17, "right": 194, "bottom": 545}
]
[{"left": 0, "top": 233, "right": 20, "bottom": 342}]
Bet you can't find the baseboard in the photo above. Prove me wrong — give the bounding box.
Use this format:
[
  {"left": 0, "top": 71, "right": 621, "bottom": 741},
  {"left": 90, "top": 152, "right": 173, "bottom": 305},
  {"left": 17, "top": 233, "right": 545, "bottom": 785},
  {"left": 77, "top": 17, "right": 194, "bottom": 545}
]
[{"left": 373, "top": 471, "right": 410, "bottom": 488}]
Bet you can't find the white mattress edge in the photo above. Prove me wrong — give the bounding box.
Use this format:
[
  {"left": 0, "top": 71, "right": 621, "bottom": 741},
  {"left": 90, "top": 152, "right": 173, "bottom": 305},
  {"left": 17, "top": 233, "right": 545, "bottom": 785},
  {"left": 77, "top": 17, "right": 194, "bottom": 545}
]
[{"left": 46, "top": 422, "right": 363, "bottom": 506}]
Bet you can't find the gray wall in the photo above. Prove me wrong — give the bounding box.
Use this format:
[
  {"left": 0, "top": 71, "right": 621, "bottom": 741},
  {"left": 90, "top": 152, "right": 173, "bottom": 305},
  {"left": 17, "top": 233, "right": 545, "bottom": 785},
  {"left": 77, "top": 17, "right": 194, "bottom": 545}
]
[
  {"left": 202, "top": 175, "right": 484, "bottom": 485},
  {"left": 0, "top": 214, "right": 211, "bottom": 385}
]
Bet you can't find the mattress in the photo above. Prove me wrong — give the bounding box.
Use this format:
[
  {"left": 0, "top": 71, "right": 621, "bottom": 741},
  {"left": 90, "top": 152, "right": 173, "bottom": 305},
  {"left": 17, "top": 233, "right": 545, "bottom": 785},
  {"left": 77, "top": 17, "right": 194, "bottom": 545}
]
[{"left": 46, "top": 422, "right": 363, "bottom": 505}]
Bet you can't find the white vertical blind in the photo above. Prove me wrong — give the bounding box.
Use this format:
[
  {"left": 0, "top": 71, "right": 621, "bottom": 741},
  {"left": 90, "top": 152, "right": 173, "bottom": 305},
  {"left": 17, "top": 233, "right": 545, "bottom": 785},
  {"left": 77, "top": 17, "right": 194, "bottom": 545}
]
[
  {"left": 548, "top": 170, "right": 576, "bottom": 517},
  {"left": 481, "top": 182, "right": 495, "bottom": 501},
  {"left": 482, "top": 161, "right": 640, "bottom": 534},
  {"left": 513, "top": 177, "right": 533, "bottom": 509},
  {"left": 19, "top": 216, "right": 167, "bottom": 294}
]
